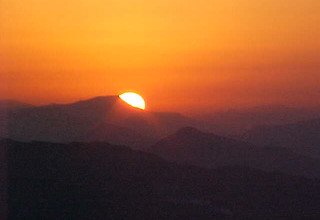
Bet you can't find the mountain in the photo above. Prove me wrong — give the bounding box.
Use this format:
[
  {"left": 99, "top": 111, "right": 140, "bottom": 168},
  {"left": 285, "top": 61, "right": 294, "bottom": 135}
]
[
  {"left": 0, "top": 100, "right": 33, "bottom": 111},
  {"left": 1, "top": 139, "right": 320, "bottom": 219},
  {"left": 150, "top": 127, "right": 320, "bottom": 177},
  {"left": 200, "top": 105, "right": 320, "bottom": 136},
  {"left": 0, "top": 96, "right": 196, "bottom": 148},
  {"left": 0, "top": 100, "right": 34, "bottom": 139},
  {"left": 243, "top": 118, "right": 320, "bottom": 158}
]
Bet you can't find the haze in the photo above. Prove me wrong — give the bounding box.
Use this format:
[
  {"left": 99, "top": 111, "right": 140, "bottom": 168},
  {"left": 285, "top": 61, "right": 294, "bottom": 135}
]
[{"left": 1, "top": 0, "right": 320, "bottom": 113}]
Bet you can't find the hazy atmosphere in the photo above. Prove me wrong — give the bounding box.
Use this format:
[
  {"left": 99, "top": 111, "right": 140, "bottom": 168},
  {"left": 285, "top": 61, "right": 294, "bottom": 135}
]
[
  {"left": 1, "top": 1, "right": 320, "bottom": 219},
  {"left": 1, "top": 0, "right": 320, "bottom": 112}
]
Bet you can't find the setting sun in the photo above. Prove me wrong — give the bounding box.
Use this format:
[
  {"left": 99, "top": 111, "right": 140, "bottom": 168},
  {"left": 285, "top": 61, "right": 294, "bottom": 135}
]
[{"left": 119, "top": 92, "right": 146, "bottom": 110}]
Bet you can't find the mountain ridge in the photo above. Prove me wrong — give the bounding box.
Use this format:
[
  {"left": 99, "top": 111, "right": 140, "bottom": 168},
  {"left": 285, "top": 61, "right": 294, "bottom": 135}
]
[
  {"left": 0, "top": 96, "right": 196, "bottom": 147},
  {"left": 150, "top": 127, "right": 320, "bottom": 178},
  {"left": 243, "top": 118, "right": 320, "bottom": 158},
  {"left": 2, "top": 139, "right": 320, "bottom": 219}
]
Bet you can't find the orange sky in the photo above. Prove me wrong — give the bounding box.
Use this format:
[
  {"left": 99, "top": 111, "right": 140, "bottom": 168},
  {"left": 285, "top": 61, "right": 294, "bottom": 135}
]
[{"left": 1, "top": 0, "right": 320, "bottom": 113}]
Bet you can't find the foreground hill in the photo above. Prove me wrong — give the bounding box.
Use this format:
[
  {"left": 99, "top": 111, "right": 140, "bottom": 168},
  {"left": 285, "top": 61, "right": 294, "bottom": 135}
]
[
  {"left": 1, "top": 139, "right": 320, "bottom": 219},
  {"left": 0, "top": 96, "right": 195, "bottom": 148},
  {"left": 243, "top": 118, "right": 320, "bottom": 158},
  {"left": 150, "top": 127, "right": 320, "bottom": 178}
]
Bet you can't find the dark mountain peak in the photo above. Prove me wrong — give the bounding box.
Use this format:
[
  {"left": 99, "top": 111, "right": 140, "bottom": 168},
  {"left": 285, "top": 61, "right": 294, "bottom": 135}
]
[
  {"left": 73, "top": 95, "right": 118, "bottom": 104},
  {"left": 67, "top": 95, "right": 119, "bottom": 108},
  {"left": 173, "top": 127, "right": 224, "bottom": 142},
  {"left": 175, "top": 126, "right": 204, "bottom": 137},
  {"left": 68, "top": 95, "right": 146, "bottom": 115},
  {"left": 36, "top": 95, "right": 140, "bottom": 115},
  {"left": 30, "top": 96, "right": 120, "bottom": 111},
  {"left": 149, "top": 127, "right": 234, "bottom": 164},
  {"left": 0, "top": 96, "right": 196, "bottom": 147},
  {"left": 0, "top": 100, "right": 33, "bottom": 110}
]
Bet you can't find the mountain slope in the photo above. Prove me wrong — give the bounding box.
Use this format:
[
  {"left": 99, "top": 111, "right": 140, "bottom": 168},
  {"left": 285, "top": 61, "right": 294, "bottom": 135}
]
[
  {"left": 2, "top": 140, "right": 320, "bottom": 219},
  {"left": 243, "top": 118, "right": 320, "bottom": 158},
  {"left": 201, "top": 105, "right": 320, "bottom": 136},
  {"left": 0, "top": 100, "right": 34, "bottom": 139},
  {"left": 150, "top": 127, "right": 320, "bottom": 177},
  {"left": 0, "top": 100, "right": 33, "bottom": 110},
  {"left": 0, "top": 96, "right": 195, "bottom": 147}
]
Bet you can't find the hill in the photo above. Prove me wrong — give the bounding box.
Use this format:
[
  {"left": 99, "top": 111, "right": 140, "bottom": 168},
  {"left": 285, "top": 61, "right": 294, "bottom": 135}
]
[
  {"left": 200, "top": 105, "right": 320, "bottom": 136},
  {"left": 150, "top": 127, "right": 320, "bottom": 177},
  {"left": 1, "top": 139, "right": 320, "bottom": 219},
  {"left": 0, "top": 96, "right": 195, "bottom": 148},
  {"left": 243, "top": 118, "right": 320, "bottom": 158}
]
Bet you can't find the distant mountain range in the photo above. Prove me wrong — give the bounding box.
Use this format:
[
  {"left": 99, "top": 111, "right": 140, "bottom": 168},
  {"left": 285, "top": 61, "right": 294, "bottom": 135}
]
[
  {"left": 243, "top": 118, "right": 320, "bottom": 158},
  {"left": 2, "top": 140, "right": 320, "bottom": 219},
  {"left": 150, "top": 127, "right": 320, "bottom": 178},
  {"left": 1, "top": 97, "right": 320, "bottom": 147},
  {"left": 0, "top": 96, "right": 196, "bottom": 148},
  {"left": 0, "top": 100, "right": 33, "bottom": 110},
  {"left": 200, "top": 105, "right": 320, "bottom": 136},
  {"left": 1, "top": 97, "right": 320, "bottom": 178}
]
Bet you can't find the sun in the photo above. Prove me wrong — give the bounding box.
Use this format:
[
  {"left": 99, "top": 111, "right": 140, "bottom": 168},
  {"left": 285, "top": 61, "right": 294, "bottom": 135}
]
[{"left": 119, "top": 92, "right": 146, "bottom": 110}]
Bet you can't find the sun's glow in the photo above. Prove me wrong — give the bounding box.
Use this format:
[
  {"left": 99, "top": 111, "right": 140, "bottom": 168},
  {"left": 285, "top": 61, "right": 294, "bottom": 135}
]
[{"left": 119, "top": 92, "right": 146, "bottom": 110}]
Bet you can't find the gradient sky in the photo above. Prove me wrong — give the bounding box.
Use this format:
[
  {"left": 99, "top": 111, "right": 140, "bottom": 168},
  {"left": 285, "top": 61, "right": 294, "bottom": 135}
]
[{"left": 1, "top": 0, "right": 320, "bottom": 113}]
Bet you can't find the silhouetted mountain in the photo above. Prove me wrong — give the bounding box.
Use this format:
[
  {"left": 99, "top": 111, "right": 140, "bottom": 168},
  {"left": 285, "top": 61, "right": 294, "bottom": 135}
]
[
  {"left": 0, "top": 100, "right": 34, "bottom": 140},
  {"left": 200, "top": 105, "right": 320, "bottom": 136},
  {"left": 150, "top": 127, "right": 320, "bottom": 177},
  {"left": 0, "top": 97, "right": 195, "bottom": 148},
  {"left": 1, "top": 140, "right": 320, "bottom": 219},
  {"left": 243, "top": 118, "right": 320, "bottom": 158},
  {"left": 0, "top": 100, "right": 33, "bottom": 111}
]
